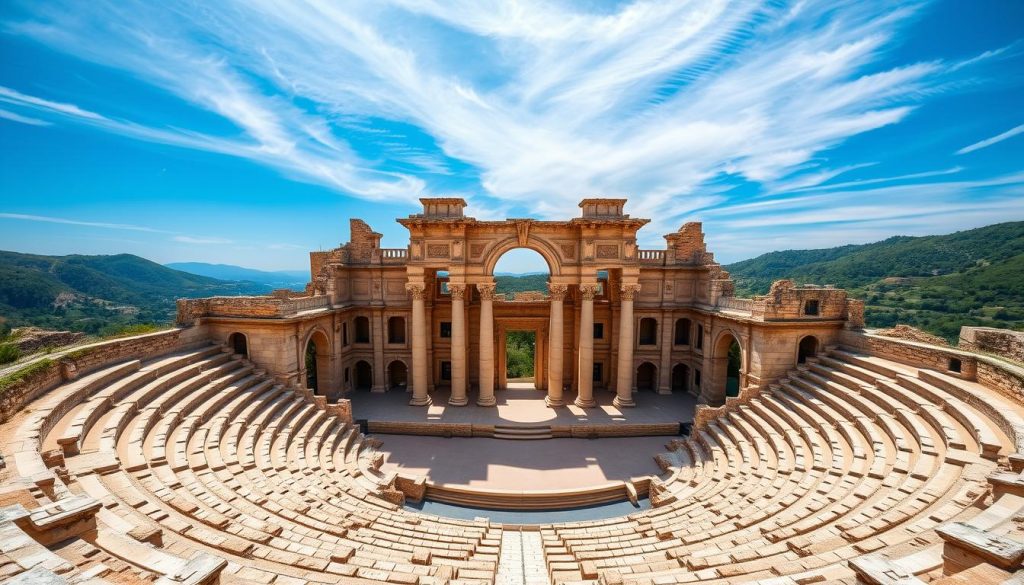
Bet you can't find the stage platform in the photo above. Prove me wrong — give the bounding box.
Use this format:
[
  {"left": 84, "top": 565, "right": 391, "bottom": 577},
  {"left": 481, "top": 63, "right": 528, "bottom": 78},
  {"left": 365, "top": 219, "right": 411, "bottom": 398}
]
[{"left": 349, "top": 386, "right": 697, "bottom": 439}]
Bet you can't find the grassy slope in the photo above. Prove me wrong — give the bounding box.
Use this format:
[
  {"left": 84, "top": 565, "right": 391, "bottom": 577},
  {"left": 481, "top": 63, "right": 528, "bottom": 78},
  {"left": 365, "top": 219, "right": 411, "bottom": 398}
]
[
  {"left": 726, "top": 222, "right": 1024, "bottom": 341},
  {"left": 0, "top": 251, "right": 267, "bottom": 335}
]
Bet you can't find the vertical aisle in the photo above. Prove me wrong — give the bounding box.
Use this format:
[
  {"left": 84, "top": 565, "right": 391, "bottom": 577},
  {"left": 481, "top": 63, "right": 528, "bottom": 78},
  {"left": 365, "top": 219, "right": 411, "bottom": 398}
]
[{"left": 496, "top": 529, "right": 550, "bottom": 585}]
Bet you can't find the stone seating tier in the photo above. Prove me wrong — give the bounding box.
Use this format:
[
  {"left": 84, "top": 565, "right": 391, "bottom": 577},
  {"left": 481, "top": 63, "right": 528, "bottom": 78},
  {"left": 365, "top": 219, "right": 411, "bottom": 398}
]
[{"left": 0, "top": 342, "right": 1022, "bottom": 584}]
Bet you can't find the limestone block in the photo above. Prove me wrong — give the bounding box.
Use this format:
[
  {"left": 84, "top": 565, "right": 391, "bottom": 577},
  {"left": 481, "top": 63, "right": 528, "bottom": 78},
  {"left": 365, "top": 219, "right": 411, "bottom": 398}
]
[
  {"left": 848, "top": 555, "right": 926, "bottom": 585},
  {"left": 155, "top": 552, "right": 228, "bottom": 585},
  {"left": 937, "top": 522, "right": 1024, "bottom": 570}
]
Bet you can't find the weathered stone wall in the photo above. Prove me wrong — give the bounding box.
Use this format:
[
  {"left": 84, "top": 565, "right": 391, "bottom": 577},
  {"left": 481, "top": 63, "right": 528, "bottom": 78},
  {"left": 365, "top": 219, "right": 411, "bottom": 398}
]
[
  {"left": 0, "top": 326, "right": 208, "bottom": 424},
  {"left": 8, "top": 327, "right": 86, "bottom": 353},
  {"left": 664, "top": 222, "right": 714, "bottom": 265},
  {"left": 753, "top": 280, "right": 848, "bottom": 321},
  {"left": 876, "top": 324, "right": 950, "bottom": 347},
  {"left": 960, "top": 326, "right": 1024, "bottom": 364},
  {"left": 839, "top": 330, "right": 972, "bottom": 376},
  {"left": 838, "top": 329, "right": 1024, "bottom": 405}
]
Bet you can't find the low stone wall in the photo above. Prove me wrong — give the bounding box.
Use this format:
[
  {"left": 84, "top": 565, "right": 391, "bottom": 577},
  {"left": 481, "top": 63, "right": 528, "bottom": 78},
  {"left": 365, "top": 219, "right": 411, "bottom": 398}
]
[
  {"left": 0, "top": 326, "right": 208, "bottom": 424},
  {"left": 839, "top": 329, "right": 1024, "bottom": 406},
  {"left": 366, "top": 420, "right": 679, "bottom": 438},
  {"left": 960, "top": 326, "right": 1024, "bottom": 365}
]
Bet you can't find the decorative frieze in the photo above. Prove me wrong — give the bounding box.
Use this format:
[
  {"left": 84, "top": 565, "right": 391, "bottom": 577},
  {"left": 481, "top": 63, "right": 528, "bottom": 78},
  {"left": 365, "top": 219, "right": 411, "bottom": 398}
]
[
  {"left": 426, "top": 244, "right": 450, "bottom": 259},
  {"left": 596, "top": 244, "right": 619, "bottom": 259}
]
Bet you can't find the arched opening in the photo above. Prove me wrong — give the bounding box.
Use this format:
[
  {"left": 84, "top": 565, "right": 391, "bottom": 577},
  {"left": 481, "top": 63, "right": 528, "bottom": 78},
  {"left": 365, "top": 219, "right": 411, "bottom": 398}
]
[
  {"left": 727, "top": 341, "right": 741, "bottom": 397},
  {"left": 387, "top": 360, "right": 408, "bottom": 390},
  {"left": 354, "top": 360, "right": 373, "bottom": 391},
  {"left": 674, "top": 318, "right": 691, "bottom": 346},
  {"left": 636, "top": 362, "right": 657, "bottom": 392},
  {"left": 638, "top": 318, "right": 658, "bottom": 346},
  {"left": 797, "top": 335, "right": 819, "bottom": 364},
  {"left": 354, "top": 316, "right": 370, "bottom": 343},
  {"left": 493, "top": 248, "right": 551, "bottom": 295},
  {"left": 672, "top": 363, "right": 689, "bottom": 394},
  {"left": 304, "top": 330, "right": 331, "bottom": 395},
  {"left": 708, "top": 332, "right": 742, "bottom": 406},
  {"left": 387, "top": 316, "right": 406, "bottom": 344},
  {"left": 228, "top": 332, "right": 248, "bottom": 358}
]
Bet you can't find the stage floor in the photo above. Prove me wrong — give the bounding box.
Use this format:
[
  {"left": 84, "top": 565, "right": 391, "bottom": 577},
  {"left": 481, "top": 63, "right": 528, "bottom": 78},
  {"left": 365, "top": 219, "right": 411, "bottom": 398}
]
[
  {"left": 348, "top": 386, "right": 697, "bottom": 426},
  {"left": 377, "top": 435, "right": 669, "bottom": 490}
]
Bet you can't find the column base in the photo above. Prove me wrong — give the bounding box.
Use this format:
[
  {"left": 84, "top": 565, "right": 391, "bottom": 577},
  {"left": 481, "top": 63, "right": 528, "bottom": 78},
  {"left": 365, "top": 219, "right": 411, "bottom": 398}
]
[
  {"left": 476, "top": 396, "right": 497, "bottom": 407},
  {"left": 544, "top": 396, "right": 564, "bottom": 408},
  {"left": 448, "top": 395, "right": 469, "bottom": 406},
  {"left": 613, "top": 396, "right": 636, "bottom": 408},
  {"left": 371, "top": 385, "right": 387, "bottom": 393},
  {"left": 573, "top": 397, "right": 596, "bottom": 408},
  {"left": 408, "top": 396, "right": 432, "bottom": 406},
  {"left": 657, "top": 388, "right": 672, "bottom": 395}
]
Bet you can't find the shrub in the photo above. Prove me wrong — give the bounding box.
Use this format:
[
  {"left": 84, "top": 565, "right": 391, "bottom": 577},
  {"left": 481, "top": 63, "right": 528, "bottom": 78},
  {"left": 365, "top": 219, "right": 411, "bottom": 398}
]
[{"left": 0, "top": 343, "right": 19, "bottom": 365}]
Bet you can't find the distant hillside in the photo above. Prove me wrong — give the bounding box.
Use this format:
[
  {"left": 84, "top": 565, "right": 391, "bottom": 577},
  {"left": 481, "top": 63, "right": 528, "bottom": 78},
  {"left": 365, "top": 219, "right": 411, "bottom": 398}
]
[
  {"left": 166, "top": 262, "right": 308, "bottom": 289},
  {"left": 0, "top": 252, "right": 268, "bottom": 335},
  {"left": 495, "top": 274, "right": 549, "bottom": 294},
  {"left": 726, "top": 222, "right": 1024, "bottom": 341}
]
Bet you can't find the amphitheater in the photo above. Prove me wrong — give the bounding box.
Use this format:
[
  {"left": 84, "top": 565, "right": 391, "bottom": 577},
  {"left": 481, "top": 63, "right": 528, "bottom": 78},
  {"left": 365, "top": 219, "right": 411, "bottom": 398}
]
[{"left": 1, "top": 198, "right": 1023, "bottom": 585}]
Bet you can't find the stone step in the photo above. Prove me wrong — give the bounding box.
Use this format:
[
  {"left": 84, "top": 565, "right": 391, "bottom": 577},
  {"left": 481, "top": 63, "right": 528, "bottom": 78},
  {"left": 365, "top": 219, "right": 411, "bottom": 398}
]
[{"left": 492, "top": 425, "right": 554, "bottom": 440}]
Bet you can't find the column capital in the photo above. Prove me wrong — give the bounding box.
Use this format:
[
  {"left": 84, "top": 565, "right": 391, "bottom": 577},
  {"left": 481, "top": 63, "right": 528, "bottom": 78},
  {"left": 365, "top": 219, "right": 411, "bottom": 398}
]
[
  {"left": 579, "top": 283, "right": 601, "bottom": 301},
  {"left": 477, "top": 283, "right": 498, "bottom": 300},
  {"left": 405, "top": 283, "right": 427, "bottom": 300},
  {"left": 619, "top": 283, "right": 642, "bottom": 301},
  {"left": 448, "top": 284, "right": 467, "bottom": 300},
  {"left": 548, "top": 284, "right": 568, "bottom": 301}
]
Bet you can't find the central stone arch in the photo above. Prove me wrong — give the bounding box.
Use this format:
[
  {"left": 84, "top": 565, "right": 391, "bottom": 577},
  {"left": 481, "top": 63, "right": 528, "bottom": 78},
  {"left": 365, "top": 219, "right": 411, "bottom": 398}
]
[{"left": 481, "top": 235, "right": 563, "bottom": 277}]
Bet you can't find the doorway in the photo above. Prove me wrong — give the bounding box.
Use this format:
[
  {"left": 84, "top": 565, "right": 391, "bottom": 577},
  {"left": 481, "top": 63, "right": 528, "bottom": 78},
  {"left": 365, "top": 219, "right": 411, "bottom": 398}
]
[{"left": 505, "top": 330, "right": 536, "bottom": 389}]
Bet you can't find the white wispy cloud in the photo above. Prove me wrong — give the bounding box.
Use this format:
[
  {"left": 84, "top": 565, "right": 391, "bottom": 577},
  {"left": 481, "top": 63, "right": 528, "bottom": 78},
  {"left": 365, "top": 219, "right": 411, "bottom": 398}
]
[
  {"left": 956, "top": 123, "right": 1024, "bottom": 155},
  {"left": 0, "top": 108, "right": 51, "bottom": 126},
  {"left": 2, "top": 0, "right": 1017, "bottom": 237},
  {"left": 0, "top": 212, "right": 170, "bottom": 232},
  {"left": 172, "top": 235, "right": 234, "bottom": 245}
]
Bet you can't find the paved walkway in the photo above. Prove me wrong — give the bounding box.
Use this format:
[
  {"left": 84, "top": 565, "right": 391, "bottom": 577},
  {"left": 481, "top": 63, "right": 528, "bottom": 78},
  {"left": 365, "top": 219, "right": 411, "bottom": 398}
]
[
  {"left": 496, "top": 530, "right": 549, "bottom": 585},
  {"left": 350, "top": 386, "right": 697, "bottom": 425},
  {"left": 376, "top": 435, "right": 668, "bottom": 489}
]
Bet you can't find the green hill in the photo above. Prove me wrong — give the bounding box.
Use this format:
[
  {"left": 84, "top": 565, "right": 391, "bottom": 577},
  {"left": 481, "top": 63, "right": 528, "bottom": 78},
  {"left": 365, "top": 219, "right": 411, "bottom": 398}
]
[
  {"left": 0, "top": 251, "right": 268, "bottom": 336},
  {"left": 726, "top": 222, "right": 1024, "bottom": 341}
]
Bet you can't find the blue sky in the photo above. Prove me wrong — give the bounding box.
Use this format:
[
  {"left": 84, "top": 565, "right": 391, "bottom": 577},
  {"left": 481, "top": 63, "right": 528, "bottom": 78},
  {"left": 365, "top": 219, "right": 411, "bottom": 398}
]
[{"left": 0, "top": 0, "right": 1022, "bottom": 274}]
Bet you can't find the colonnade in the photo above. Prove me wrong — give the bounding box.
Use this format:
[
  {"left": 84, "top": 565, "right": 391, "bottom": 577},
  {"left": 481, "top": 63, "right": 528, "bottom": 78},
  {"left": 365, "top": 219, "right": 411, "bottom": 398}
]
[{"left": 405, "top": 281, "right": 640, "bottom": 408}]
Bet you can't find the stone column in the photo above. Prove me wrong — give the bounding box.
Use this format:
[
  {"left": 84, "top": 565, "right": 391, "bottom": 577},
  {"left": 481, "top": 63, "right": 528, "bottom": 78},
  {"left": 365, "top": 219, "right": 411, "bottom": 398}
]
[
  {"left": 614, "top": 284, "right": 641, "bottom": 408},
  {"left": 575, "top": 284, "right": 600, "bottom": 408},
  {"left": 477, "top": 283, "right": 497, "bottom": 407},
  {"left": 406, "top": 283, "right": 431, "bottom": 406},
  {"left": 371, "top": 309, "right": 386, "bottom": 392},
  {"left": 546, "top": 284, "right": 568, "bottom": 407},
  {"left": 449, "top": 284, "right": 468, "bottom": 406}
]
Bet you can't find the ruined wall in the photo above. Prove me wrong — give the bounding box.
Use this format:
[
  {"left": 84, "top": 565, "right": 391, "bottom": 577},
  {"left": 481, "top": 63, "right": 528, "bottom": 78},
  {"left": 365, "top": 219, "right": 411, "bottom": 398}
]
[
  {"left": 753, "top": 280, "right": 848, "bottom": 321},
  {"left": 0, "top": 326, "right": 209, "bottom": 423},
  {"left": 664, "top": 222, "right": 714, "bottom": 265},
  {"left": 960, "top": 326, "right": 1024, "bottom": 364}
]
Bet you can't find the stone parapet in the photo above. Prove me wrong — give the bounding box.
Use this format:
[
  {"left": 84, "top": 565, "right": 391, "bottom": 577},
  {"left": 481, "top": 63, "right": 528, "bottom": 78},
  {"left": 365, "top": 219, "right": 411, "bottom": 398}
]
[
  {"left": 176, "top": 294, "right": 330, "bottom": 324},
  {"left": 961, "top": 326, "right": 1024, "bottom": 365}
]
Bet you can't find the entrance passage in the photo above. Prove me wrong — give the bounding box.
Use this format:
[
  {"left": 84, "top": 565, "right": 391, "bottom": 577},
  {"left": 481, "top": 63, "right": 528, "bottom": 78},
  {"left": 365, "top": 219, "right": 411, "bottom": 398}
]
[
  {"left": 505, "top": 331, "right": 536, "bottom": 388},
  {"left": 726, "top": 340, "right": 741, "bottom": 397}
]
